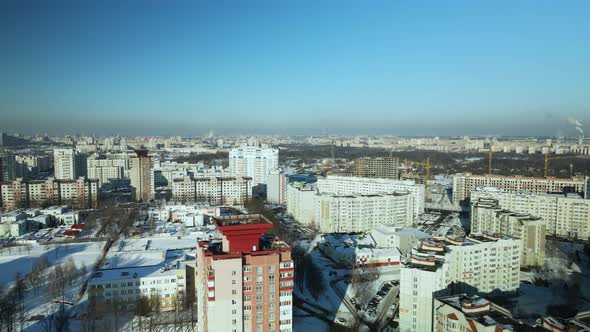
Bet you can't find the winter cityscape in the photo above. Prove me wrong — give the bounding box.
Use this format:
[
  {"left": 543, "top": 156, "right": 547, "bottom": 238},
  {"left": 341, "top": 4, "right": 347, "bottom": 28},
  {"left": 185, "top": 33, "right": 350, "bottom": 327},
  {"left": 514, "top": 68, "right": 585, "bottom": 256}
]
[{"left": 2, "top": 1, "right": 590, "bottom": 332}]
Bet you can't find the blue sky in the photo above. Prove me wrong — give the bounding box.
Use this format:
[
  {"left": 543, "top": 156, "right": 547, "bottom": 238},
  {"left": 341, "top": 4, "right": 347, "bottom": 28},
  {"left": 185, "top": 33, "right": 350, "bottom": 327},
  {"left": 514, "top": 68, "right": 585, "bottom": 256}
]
[{"left": 1, "top": 0, "right": 589, "bottom": 136}]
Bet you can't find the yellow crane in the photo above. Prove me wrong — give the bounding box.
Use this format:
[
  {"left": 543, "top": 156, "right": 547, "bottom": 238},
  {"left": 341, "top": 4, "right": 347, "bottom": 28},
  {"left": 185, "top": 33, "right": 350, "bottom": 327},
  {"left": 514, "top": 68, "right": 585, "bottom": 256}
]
[
  {"left": 404, "top": 158, "right": 431, "bottom": 200},
  {"left": 543, "top": 152, "right": 586, "bottom": 177}
]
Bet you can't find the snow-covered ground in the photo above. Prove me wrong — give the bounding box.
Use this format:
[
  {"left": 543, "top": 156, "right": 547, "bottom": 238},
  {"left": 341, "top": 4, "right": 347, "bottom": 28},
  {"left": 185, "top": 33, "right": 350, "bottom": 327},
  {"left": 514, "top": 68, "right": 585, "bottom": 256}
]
[
  {"left": 0, "top": 242, "right": 104, "bottom": 288},
  {"left": 511, "top": 239, "right": 590, "bottom": 319},
  {"left": 0, "top": 241, "right": 105, "bottom": 331}
]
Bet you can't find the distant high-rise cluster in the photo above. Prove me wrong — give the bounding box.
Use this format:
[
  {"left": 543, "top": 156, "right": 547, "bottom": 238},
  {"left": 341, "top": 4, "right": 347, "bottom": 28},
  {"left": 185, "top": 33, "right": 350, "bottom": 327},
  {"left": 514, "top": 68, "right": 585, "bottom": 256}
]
[{"left": 229, "top": 144, "right": 279, "bottom": 189}]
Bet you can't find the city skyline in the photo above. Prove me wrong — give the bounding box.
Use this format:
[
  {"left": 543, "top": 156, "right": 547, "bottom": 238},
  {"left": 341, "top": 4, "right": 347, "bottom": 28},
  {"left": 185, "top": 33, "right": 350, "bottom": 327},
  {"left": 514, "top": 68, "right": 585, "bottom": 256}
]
[{"left": 1, "top": 1, "right": 589, "bottom": 136}]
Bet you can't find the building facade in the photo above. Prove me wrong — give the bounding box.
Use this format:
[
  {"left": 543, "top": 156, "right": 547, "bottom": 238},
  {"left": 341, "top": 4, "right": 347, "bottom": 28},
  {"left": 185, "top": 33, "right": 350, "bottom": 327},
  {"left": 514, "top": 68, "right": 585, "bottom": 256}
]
[
  {"left": 171, "top": 176, "right": 252, "bottom": 205},
  {"left": 452, "top": 173, "right": 589, "bottom": 205},
  {"left": 229, "top": 144, "right": 279, "bottom": 187},
  {"left": 267, "top": 169, "right": 287, "bottom": 204},
  {"left": 196, "top": 214, "right": 293, "bottom": 332},
  {"left": 87, "top": 155, "right": 127, "bottom": 187},
  {"left": 285, "top": 182, "right": 317, "bottom": 225},
  {"left": 1, "top": 177, "right": 99, "bottom": 210},
  {"left": 315, "top": 191, "right": 414, "bottom": 232},
  {"left": 353, "top": 156, "right": 399, "bottom": 179},
  {"left": 471, "top": 198, "right": 547, "bottom": 267},
  {"left": 399, "top": 235, "right": 521, "bottom": 332},
  {"left": 130, "top": 150, "right": 153, "bottom": 202},
  {"left": 317, "top": 176, "right": 425, "bottom": 219},
  {"left": 53, "top": 148, "right": 76, "bottom": 180},
  {"left": 87, "top": 262, "right": 188, "bottom": 313},
  {"left": 434, "top": 295, "right": 535, "bottom": 332},
  {"left": 471, "top": 188, "right": 590, "bottom": 240}
]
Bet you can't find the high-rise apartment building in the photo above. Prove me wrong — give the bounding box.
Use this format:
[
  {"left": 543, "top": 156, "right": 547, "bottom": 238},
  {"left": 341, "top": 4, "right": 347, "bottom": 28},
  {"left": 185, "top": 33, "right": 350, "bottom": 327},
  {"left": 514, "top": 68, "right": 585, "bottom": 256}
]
[
  {"left": 471, "top": 198, "right": 547, "bottom": 267},
  {"left": 471, "top": 188, "right": 590, "bottom": 240},
  {"left": 0, "top": 154, "right": 17, "bottom": 183},
  {"left": 399, "top": 234, "right": 521, "bottom": 332},
  {"left": 171, "top": 176, "right": 252, "bottom": 205},
  {"left": 1, "top": 177, "right": 99, "bottom": 210},
  {"left": 267, "top": 169, "right": 287, "bottom": 204},
  {"left": 285, "top": 182, "right": 317, "bottom": 225},
  {"left": 354, "top": 156, "right": 399, "bottom": 179},
  {"left": 452, "top": 173, "right": 589, "bottom": 205},
  {"left": 130, "top": 150, "right": 153, "bottom": 202},
  {"left": 229, "top": 144, "right": 279, "bottom": 188},
  {"left": 196, "top": 214, "right": 293, "bottom": 332},
  {"left": 53, "top": 148, "right": 76, "bottom": 180}
]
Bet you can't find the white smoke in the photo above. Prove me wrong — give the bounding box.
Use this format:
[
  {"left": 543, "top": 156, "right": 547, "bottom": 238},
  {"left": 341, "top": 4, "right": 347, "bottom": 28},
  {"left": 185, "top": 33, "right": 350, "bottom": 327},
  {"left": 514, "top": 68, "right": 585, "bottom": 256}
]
[{"left": 568, "top": 116, "right": 584, "bottom": 136}]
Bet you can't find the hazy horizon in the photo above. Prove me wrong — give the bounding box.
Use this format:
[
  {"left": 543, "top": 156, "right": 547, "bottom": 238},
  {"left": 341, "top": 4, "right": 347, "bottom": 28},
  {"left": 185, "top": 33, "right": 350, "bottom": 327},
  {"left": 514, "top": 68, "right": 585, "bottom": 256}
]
[{"left": 1, "top": 1, "right": 589, "bottom": 137}]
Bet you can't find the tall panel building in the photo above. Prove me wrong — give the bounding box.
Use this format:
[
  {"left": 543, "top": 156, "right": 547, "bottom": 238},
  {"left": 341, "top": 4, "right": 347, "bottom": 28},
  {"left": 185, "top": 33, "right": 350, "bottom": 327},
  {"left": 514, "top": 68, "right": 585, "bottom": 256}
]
[
  {"left": 196, "top": 214, "right": 293, "bottom": 332},
  {"left": 130, "top": 150, "right": 153, "bottom": 202},
  {"left": 354, "top": 156, "right": 399, "bottom": 179},
  {"left": 229, "top": 144, "right": 279, "bottom": 188},
  {"left": 53, "top": 148, "right": 76, "bottom": 180},
  {"left": 0, "top": 154, "right": 17, "bottom": 183},
  {"left": 267, "top": 169, "right": 287, "bottom": 204}
]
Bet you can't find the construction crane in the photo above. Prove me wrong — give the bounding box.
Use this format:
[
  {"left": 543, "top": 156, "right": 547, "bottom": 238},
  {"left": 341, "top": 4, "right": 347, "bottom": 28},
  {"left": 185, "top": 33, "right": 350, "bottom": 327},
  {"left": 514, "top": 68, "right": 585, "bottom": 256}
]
[
  {"left": 543, "top": 152, "right": 586, "bottom": 177},
  {"left": 404, "top": 158, "right": 431, "bottom": 200}
]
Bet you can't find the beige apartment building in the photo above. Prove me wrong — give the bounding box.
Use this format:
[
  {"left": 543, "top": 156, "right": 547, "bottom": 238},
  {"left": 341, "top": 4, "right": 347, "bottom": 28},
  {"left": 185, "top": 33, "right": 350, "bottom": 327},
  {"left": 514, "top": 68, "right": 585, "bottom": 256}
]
[
  {"left": 452, "top": 173, "right": 588, "bottom": 205},
  {"left": 471, "top": 198, "right": 547, "bottom": 267}
]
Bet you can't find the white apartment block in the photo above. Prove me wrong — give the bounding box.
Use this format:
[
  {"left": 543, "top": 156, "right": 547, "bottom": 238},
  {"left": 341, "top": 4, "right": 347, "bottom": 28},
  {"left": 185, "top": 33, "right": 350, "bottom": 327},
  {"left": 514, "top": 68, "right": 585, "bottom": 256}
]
[
  {"left": 53, "top": 148, "right": 76, "bottom": 180},
  {"left": 87, "top": 155, "right": 127, "bottom": 186},
  {"left": 285, "top": 182, "right": 317, "bottom": 225},
  {"left": 315, "top": 191, "right": 414, "bottom": 232},
  {"left": 471, "top": 188, "right": 590, "bottom": 240},
  {"left": 171, "top": 176, "right": 252, "bottom": 205},
  {"left": 1, "top": 177, "right": 99, "bottom": 210},
  {"left": 317, "top": 176, "right": 425, "bottom": 219},
  {"left": 229, "top": 144, "right": 279, "bottom": 187},
  {"left": 399, "top": 235, "right": 520, "bottom": 332},
  {"left": 267, "top": 169, "right": 287, "bottom": 204},
  {"left": 471, "top": 198, "right": 547, "bottom": 267},
  {"left": 452, "top": 173, "right": 589, "bottom": 205},
  {"left": 285, "top": 176, "right": 423, "bottom": 232}
]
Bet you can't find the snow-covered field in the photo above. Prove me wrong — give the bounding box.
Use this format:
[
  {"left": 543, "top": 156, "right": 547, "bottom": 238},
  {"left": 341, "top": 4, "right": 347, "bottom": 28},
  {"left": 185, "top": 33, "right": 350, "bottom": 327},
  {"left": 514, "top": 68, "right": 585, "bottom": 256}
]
[
  {"left": 0, "top": 242, "right": 104, "bottom": 288},
  {"left": 0, "top": 241, "right": 105, "bottom": 331}
]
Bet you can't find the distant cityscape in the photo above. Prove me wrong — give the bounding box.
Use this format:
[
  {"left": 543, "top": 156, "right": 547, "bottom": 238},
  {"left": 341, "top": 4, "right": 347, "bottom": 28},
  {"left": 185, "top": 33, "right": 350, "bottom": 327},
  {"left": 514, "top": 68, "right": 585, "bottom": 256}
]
[{"left": 0, "top": 133, "right": 589, "bottom": 332}]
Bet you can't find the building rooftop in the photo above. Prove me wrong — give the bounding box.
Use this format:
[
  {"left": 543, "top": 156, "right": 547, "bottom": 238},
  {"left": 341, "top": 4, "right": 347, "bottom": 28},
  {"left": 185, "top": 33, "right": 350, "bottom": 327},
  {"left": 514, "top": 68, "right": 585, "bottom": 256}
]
[
  {"left": 437, "top": 295, "right": 544, "bottom": 331},
  {"left": 213, "top": 214, "right": 272, "bottom": 227}
]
